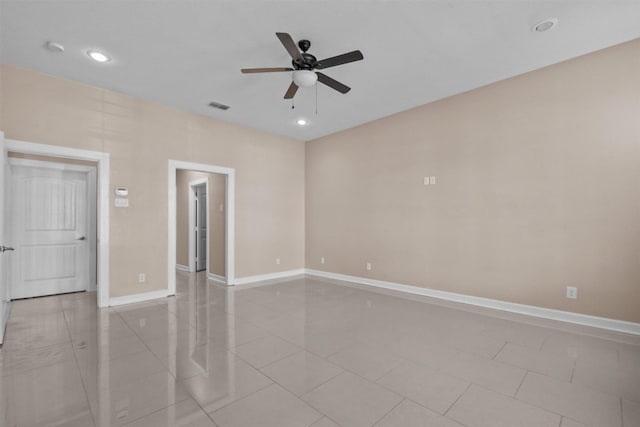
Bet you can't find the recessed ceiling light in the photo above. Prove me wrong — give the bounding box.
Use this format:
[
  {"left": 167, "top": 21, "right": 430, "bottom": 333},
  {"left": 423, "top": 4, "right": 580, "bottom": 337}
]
[
  {"left": 87, "top": 50, "right": 110, "bottom": 63},
  {"left": 45, "top": 41, "right": 64, "bottom": 53},
  {"left": 296, "top": 119, "right": 308, "bottom": 126},
  {"left": 532, "top": 18, "right": 558, "bottom": 33}
]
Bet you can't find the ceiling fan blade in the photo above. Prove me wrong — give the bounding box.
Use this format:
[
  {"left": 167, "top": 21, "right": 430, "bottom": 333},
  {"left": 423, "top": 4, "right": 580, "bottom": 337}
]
[
  {"left": 241, "top": 67, "right": 293, "bottom": 73},
  {"left": 316, "top": 72, "right": 351, "bottom": 94},
  {"left": 315, "top": 50, "right": 363, "bottom": 69},
  {"left": 276, "top": 32, "right": 303, "bottom": 62},
  {"left": 284, "top": 81, "right": 299, "bottom": 99}
]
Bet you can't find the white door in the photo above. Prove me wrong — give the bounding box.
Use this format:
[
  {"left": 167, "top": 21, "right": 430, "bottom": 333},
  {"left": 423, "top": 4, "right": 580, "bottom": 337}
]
[
  {"left": 195, "top": 185, "right": 207, "bottom": 272},
  {"left": 0, "top": 132, "right": 11, "bottom": 344},
  {"left": 10, "top": 162, "right": 90, "bottom": 299}
]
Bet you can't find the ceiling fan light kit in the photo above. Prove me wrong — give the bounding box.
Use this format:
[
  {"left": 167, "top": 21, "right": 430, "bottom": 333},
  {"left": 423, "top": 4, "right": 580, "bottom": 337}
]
[
  {"left": 293, "top": 70, "right": 317, "bottom": 87},
  {"left": 241, "top": 32, "right": 364, "bottom": 100}
]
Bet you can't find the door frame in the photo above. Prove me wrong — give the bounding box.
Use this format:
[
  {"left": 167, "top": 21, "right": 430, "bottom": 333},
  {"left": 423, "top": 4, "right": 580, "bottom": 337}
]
[
  {"left": 8, "top": 157, "right": 98, "bottom": 297},
  {"left": 188, "top": 177, "right": 209, "bottom": 273},
  {"left": 1, "top": 131, "right": 8, "bottom": 344},
  {"left": 168, "top": 160, "right": 235, "bottom": 294},
  {"left": 5, "top": 139, "right": 110, "bottom": 308}
]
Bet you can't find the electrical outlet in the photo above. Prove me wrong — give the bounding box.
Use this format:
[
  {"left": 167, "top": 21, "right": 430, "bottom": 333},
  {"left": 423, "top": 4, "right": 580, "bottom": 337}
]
[
  {"left": 566, "top": 286, "right": 577, "bottom": 299},
  {"left": 138, "top": 273, "right": 145, "bottom": 283},
  {"left": 366, "top": 262, "right": 372, "bottom": 271},
  {"left": 430, "top": 176, "right": 436, "bottom": 185},
  {"left": 276, "top": 258, "right": 280, "bottom": 265},
  {"left": 424, "top": 177, "right": 430, "bottom": 186},
  {"left": 321, "top": 257, "right": 325, "bottom": 264}
]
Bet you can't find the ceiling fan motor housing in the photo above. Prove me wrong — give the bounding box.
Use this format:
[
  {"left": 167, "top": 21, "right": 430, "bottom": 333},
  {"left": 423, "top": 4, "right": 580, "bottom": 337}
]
[
  {"left": 298, "top": 39, "right": 311, "bottom": 52},
  {"left": 294, "top": 53, "right": 317, "bottom": 69},
  {"left": 291, "top": 39, "right": 316, "bottom": 69}
]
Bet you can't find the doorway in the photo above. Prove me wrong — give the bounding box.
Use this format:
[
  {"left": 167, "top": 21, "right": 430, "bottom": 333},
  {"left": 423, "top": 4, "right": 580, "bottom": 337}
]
[
  {"left": 8, "top": 157, "right": 97, "bottom": 299},
  {"left": 190, "top": 179, "right": 208, "bottom": 273},
  {"left": 2, "top": 138, "right": 110, "bottom": 308},
  {"left": 168, "top": 160, "right": 235, "bottom": 293}
]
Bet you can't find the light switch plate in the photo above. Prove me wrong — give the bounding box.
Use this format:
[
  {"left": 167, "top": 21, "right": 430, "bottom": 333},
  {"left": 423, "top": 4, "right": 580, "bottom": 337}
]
[{"left": 115, "top": 198, "right": 129, "bottom": 207}]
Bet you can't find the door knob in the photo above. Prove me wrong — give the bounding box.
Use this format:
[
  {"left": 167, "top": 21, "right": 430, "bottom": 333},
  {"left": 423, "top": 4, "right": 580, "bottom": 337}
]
[
  {"left": 76, "top": 236, "right": 86, "bottom": 241},
  {"left": 0, "top": 245, "right": 15, "bottom": 253}
]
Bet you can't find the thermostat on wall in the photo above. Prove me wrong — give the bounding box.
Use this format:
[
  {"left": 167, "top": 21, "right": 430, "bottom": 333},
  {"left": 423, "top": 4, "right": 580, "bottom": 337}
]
[{"left": 115, "top": 187, "right": 128, "bottom": 196}]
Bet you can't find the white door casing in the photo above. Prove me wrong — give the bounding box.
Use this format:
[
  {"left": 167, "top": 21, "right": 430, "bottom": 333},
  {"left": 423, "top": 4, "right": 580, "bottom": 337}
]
[
  {"left": 9, "top": 159, "right": 94, "bottom": 299},
  {"left": 169, "top": 160, "right": 235, "bottom": 293},
  {"left": 0, "top": 131, "right": 11, "bottom": 344},
  {"left": 4, "top": 139, "right": 110, "bottom": 307}
]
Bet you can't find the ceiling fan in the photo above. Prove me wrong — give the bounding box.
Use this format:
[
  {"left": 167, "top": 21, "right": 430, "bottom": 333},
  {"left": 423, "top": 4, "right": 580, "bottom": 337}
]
[{"left": 241, "top": 32, "right": 364, "bottom": 99}]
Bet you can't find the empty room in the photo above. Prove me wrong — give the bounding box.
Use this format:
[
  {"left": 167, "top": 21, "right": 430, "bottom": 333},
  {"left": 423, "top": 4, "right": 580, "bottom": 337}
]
[{"left": 0, "top": 1, "right": 639, "bottom": 427}]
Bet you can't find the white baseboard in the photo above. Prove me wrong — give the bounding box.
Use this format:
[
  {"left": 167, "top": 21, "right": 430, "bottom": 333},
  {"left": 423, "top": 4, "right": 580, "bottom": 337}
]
[
  {"left": 109, "top": 289, "right": 170, "bottom": 307},
  {"left": 207, "top": 273, "right": 227, "bottom": 284},
  {"left": 234, "top": 269, "right": 306, "bottom": 286},
  {"left": 175, "top": 264, "right": 190, "bottom": 272},
  {"left": 305, "top": 269, "right": 640, "bottom": 336}
]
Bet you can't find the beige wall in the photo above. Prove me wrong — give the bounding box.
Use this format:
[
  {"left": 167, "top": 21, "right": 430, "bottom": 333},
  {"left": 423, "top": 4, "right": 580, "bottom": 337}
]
[
  {"left": 0, "top": 63, "right": 305, "bottom": 298},
  {"left": 306, "top": 39, "right": 640, "bottom": 323},
  {"left": 176, "top": 169, "right": 226, "bottom": 276}
]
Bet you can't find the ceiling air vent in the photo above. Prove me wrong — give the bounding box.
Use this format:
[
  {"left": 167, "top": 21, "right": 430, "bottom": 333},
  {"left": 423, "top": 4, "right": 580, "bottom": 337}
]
[{"left": 208, "top": 101, "right": 230, "bottom": 111}]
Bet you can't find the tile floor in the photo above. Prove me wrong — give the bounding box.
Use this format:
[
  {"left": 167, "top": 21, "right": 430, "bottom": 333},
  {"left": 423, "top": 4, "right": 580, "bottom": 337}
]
[{"left": 1, "top": 272, "right": 639, "bottom": 427}]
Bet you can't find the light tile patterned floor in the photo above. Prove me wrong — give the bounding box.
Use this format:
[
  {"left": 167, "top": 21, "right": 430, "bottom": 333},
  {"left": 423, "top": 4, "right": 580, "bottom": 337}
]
[{"left": 1, "top": 272, "right": 639, "bottom": 426}]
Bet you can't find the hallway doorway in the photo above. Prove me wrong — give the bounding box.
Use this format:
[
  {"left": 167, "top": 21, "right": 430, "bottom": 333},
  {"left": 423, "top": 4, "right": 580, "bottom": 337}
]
[{"left": 168, "top": 160, "right": 235, "bottom": 294}]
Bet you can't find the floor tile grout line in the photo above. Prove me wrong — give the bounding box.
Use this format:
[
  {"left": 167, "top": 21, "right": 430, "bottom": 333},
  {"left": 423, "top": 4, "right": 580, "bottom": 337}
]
[
  {"left": 569, "top": 361, "right": 576, "bottom": 383},
  {"left": 165, "top": 289, "right": 231, "bottom": 426},
  {"left": 60, "top": 301, "right": 98, "bottom": 427},
  {"left": 510, "top": 379, "right": 589, "bottom": 423},
  {"left": 403, "top": 395, "right": 471, "bottom": 427},
  {"left": 113, "top": 306, "right": 177, "bottom": 369},
  {"left": 118, "top": 402, "right": 178, "bottom": 427},
  {"left": 279, "top": 361, "right": 345, "bottom": 399},
  {"left": 91, "top": 304, "right": 191, "bottom": 423},
  {"left": 310, "top": 414, "right": 344, "bottom": 427},
  {"left": 619, "top": 397, "right": 623, "bottom": 427},
  {"left": 443, "top": 381, "right": 472, "bottom": 417},
  {"left": 370, "top": 397, "right": 405, "bottom": 427},
  {"left": 472, "top": 382, "right": 568, "bottom": 423},
  {"left": 491, "top": 340, "right": 508, "bottom": 360},
  {"left": 539, "top": 333, "right": 551, "bottom": 351},
  {"left": 206, "top": 381, "right": 276, "bottom": 418},
  {"left": 304, "top": 412, "right": 328, "bottom": 427},
  {"left": 514, "top": 370, "right": 529, "bottom": 397}
]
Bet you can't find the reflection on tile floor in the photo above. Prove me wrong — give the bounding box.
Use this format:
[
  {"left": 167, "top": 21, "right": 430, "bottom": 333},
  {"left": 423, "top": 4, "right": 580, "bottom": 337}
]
[{"left": 1, "top": 272, "right": 639, "bottom": 426}]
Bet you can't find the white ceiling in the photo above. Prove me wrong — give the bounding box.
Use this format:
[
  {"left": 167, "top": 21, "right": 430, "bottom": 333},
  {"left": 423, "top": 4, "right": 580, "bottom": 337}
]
[{"left": 1, "top": 1, "right": 640, "bottom": 141}]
